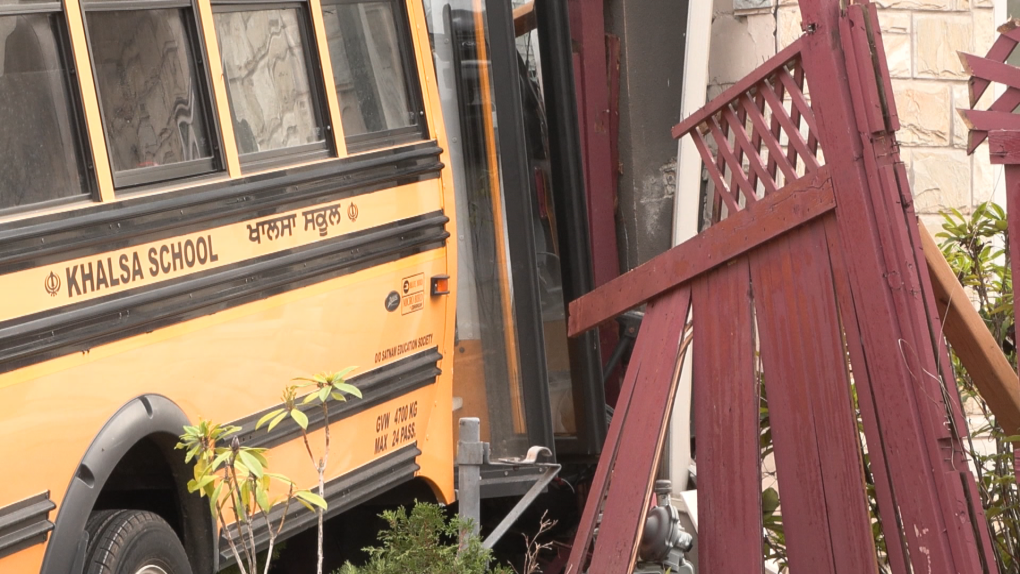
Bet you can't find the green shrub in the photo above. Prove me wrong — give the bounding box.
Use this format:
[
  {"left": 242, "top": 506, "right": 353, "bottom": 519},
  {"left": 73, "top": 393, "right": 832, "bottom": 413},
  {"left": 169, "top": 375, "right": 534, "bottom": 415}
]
[{"left": 335, "top": 502, "right": 511, "bottom": 574}]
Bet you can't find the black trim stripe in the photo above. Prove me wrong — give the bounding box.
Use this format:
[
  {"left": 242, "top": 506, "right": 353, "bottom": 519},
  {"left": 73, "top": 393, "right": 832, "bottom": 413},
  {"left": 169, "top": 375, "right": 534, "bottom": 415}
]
[
  {"left": 0, "top": 492, "right": 55, "bottom": 560},
  {"left": 233, "top": 347, "right": 441, "bottom": 450},
  {"left": 0, "top": 214, "right": 448, "bottom": 373},
  {"left": 0, "top": 142, "right": 442, "bottom": 273},
  {"left": 219, "top": 443, "right": 421, "bottom": 563}
]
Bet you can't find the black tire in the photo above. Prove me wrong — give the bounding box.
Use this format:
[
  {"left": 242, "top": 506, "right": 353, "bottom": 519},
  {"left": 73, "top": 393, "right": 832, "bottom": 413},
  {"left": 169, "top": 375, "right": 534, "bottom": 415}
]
[{"left": 83, "top": 509, "right": 193, "bottom": 574}]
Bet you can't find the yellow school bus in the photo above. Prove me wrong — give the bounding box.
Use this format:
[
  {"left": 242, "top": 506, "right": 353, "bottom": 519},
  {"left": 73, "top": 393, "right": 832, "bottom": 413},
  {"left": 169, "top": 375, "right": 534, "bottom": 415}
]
[
  {"left": 0, "top": 0, "right": 459, "bottom": 570},
  {"left": 0, "top": 0, "right": 609, "bottom": 571}
]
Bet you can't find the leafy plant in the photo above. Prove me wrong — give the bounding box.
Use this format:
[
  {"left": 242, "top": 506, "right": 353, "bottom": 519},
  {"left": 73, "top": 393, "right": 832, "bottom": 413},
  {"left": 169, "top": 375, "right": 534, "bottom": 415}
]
[
  {"left": 334, "top": 502, "right": 512, "bottom": 574},
  {"left": 256, "top": 369, "right": 363, "bottom": 574},
  {"left": 176, "top": 420, "right": 322, "bottom": 574},
  {"left": 178, "top": 368, "right": 361, "bottom": 574},
  {"left": 939, "top": 203, "right": 1020, "bottom": 572}
]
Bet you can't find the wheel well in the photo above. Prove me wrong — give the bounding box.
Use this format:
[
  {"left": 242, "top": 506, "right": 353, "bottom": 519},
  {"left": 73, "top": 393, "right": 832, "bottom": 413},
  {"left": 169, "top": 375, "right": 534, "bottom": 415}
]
[
  {"left": 93, "top": 430, "right": 215, "bottom": 573},
  {"left": 92, "top": 431, "right": 215, "bottom": 574},
  {"left": 40, "top": 396, "right": 216, "bottom": 574},
  {"left": 93, "top": 434, "right": 183, "bottom": 540}
]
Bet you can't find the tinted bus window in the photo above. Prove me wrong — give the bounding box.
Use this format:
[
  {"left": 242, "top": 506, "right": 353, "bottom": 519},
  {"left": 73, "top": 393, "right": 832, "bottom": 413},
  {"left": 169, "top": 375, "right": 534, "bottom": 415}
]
[
  {"left": 0, "top": 13, "right": 89, "bottom": 210},
  {"left": 87, "top": 7, "right": 217, "bottom": 186},
  {"left": 321, "top": 0, "right": 422, "bottom": 150},
  {"left": 215, "top": 7, "right": 327, "bottom": 160}
]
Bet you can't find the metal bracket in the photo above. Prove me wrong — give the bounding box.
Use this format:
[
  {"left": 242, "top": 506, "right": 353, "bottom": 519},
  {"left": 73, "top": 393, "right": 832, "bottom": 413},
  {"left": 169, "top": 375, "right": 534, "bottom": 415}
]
[
  {"left": 481, "top": 446, "right": 559, "bottom": 549},
  {"left": 456, "top": 418, "right": 561, "bottom": 550}
]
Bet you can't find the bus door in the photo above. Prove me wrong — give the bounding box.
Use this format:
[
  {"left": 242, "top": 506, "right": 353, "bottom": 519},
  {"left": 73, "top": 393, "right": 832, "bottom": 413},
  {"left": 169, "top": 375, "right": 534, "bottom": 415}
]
[{"left": 423, "top": 0, "right": 607, "bottom": 477}]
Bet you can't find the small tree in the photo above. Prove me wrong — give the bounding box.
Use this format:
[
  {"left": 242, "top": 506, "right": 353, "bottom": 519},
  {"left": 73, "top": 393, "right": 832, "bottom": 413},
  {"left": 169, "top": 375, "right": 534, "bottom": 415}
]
[
  {"left": 257, "top": 369, "right": 363, "bottom": 574},
  {"left": 176, "top": 420, "right": 326, "bottom": 574}
]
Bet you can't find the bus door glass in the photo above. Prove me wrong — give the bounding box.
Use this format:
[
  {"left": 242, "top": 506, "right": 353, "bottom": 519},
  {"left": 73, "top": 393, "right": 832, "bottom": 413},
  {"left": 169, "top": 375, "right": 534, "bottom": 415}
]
[
  {"left": 510, "top": 10, "right": 576, "bottom": 438},
  {"left": 423, "top": 0, "right": 531, "bottom": 458}
]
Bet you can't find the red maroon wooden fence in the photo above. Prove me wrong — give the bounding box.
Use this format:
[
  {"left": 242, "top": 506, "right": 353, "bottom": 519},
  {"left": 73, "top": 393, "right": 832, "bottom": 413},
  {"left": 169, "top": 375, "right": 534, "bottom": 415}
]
[{"left": 564, "top": 1, "right": 999, "bottom": 572}]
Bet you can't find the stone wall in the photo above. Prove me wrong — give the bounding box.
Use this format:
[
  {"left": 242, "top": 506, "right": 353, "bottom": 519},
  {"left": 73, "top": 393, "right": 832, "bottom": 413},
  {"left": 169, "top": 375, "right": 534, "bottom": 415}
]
[{"left": 706, "top": 0, "right": 1002, "bottom": 229}]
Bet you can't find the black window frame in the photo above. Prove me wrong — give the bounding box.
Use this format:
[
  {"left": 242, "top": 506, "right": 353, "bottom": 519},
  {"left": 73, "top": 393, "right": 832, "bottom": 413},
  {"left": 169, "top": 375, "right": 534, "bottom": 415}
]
[
  {"left": 0, "top": 1, "right": 97, "bottom": 216},
  {"left": 82, "top": 0, "right": 225, "bottom": 190},
  {"left": 319, "top": 0, "right": 428, "bottom": 153},
  {"left": 212, "top": 0, "right": 335, "bottom": 171}
]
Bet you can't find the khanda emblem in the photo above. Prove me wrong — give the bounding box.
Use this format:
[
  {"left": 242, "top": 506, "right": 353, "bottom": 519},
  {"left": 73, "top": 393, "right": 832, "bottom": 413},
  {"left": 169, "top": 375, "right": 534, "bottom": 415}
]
[
  {"left": 348, "top": 202, "right": 359, "bottom": 222},
  {"left": 44, "top": 271, "right": 61, "bottom": 297}
]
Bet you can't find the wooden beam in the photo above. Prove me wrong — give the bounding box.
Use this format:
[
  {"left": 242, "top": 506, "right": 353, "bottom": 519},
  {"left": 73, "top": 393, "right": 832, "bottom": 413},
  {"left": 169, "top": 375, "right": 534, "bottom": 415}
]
[
  {"left": 919, "top": 221, "right": 1020, "bottom": 435},
  {"left": 567, "top": 167, "right": 836, "bottom": 336},
  {"left": 512, "top": 2, "right": 535, "bottom": 37},
  {"left": 987, "top": 130, "right": 1020, "bottom": 165},
  {"left": 564, "top": 286, "right": 692, "bottom": 573}
]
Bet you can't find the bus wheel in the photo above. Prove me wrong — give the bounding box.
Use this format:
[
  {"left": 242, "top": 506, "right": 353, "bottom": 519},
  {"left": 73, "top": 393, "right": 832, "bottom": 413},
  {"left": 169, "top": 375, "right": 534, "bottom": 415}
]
[{"left": 84, "top": 509, "right": 193, "bottom": 574}]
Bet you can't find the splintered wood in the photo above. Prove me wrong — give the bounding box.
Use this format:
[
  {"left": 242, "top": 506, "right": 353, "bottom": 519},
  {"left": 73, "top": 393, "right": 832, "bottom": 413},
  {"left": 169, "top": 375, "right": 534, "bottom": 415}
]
[{"left": 565, "top": 1, "right": 999, "bottom": 572}]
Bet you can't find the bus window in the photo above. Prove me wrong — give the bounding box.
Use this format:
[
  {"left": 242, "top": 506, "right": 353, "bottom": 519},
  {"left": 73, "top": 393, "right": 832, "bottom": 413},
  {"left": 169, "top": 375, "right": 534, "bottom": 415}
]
[
  {"left": 214, "top": 6, "right": 329, "bottom": 166},
  {"left": 320, "top": 0, "right": 423, "bottom": 151},
  {"left": 85, "top": 4, "right": 218, "bottom": 188},
  {"left": 0, "top": 11, "right": 90, "bottom": 211}
]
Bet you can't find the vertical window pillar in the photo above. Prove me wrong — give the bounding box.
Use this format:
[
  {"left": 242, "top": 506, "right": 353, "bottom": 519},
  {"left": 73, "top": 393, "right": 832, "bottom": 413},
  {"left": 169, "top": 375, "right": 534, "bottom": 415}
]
[
  {"left": 195, "top": 0, "right": 240, "bottom": 177},
  {"left": 65, "top": 0, "right": 115, "bottom": 201},
  {"left": 308, "top": 0, "right": 348, "bottom": 157}
]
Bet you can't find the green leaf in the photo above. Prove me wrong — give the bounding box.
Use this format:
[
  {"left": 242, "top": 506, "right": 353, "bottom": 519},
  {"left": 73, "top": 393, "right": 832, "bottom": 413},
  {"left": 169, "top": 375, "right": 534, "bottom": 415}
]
[
  {"left": 212, "top": 450, "right": 232, "bottom": 470},
  {"left": 256, "top": 487, "right": 271, "bottom": 514},
  {"left": 295, "top": 490, "right": 328, "bottom": 510},
  {"left": 291, "top": 408, "right": 309, "bottom": 430},
  {"left": 265, "top": 472, "right": 294, "bottom": 485},
  {"left": 209, "top": 483, "right": 224, "bottom": 516},
  {"left": 332, "top": 382, "right": 362, "bottom": 399},
  {"left": 302, "top": 392, "right": 319, "bottom": 405},
  {"left": 267, "top": 412, "right": 287, "bottom": 432},
  {"left": 762, "top": 487, "right": 780, "bottom": 515},
  {"left": 237, "top": 450, "right": 264, "bottom": 478},
  {"left": 333, "top": 366, "right": 357, "bottom": 380},
  {"left": 318, "top": 387, "right": 331, "bottom": 403},
  {"left": 257, "top": 409, "right": 285, "bottom": 430},
  {"left": 193, "top": 475, "right": 216, "bottom": 492}
]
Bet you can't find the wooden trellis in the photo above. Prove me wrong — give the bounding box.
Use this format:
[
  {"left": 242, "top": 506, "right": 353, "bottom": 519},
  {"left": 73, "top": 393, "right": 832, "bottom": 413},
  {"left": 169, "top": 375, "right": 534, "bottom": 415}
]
[{"left": 564, "top": 1, "right": 999, "bottom": 573}]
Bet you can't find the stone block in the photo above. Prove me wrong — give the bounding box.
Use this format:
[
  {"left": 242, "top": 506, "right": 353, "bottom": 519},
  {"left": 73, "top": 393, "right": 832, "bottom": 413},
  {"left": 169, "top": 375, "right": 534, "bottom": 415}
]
[
  {"left": 885, "top": 33, "right": 912, "bottom": 78},
  {"left": 708, "top": 13, "right": 776, "bottom": 86},
  {"left": 777, "top": 6, "right": 801, "bottom": 50},
  {"left": 878, "top": 10, "right": 911, "bottom": 34},
  {"left": 892, "top": 79, "right": 952, "bottom": 146},
  {"left": 972, "top": 147, "right": 1001, "bottom": 206},
  {"left": 874, "top": 0, "right": 954, "bottom": 9},
  {"left": 973, "top": 8, "right": 996, "bottom": 56},
  {"left": 952, "top": 83, "right": 968, "bottom": 148},
  {"left": 915, "top": 14, "right": 973, "bottom": 79},
  {"left": 911, "top": 148, "right": 972, "bottom": 212}
]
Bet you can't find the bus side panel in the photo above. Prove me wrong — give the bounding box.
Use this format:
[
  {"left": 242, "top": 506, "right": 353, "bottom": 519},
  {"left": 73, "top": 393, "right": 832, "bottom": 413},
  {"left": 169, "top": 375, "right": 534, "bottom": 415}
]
[{"left": 0, "top": 244, "right": 452, "bottom": 570}]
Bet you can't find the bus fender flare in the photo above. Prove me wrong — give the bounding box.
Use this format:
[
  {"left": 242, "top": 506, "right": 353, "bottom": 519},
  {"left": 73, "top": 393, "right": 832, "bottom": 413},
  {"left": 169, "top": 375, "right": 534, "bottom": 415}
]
[{"left": 39, "top": 394, "right": 214, "bottom": 574}]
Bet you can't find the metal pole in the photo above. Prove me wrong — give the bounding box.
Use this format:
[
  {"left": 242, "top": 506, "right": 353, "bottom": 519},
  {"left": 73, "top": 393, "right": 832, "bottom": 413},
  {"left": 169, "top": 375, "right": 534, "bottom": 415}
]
[{"left": 457, "top": 417, "right": 483, "bottom": 542}]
